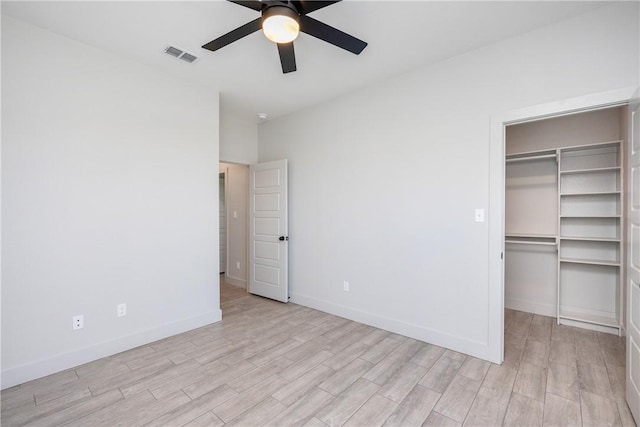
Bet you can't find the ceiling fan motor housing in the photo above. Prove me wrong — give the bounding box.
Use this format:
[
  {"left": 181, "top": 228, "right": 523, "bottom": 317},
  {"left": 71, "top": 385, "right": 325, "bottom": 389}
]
[{"left": 262, "top": 4, "right": 300, "bottom": 24}]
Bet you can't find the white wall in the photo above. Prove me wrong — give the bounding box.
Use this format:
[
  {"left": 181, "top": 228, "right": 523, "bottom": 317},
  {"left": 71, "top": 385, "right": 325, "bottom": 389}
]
[
  {"left": 1, "top": 16, "right": 221, "bottom": 388},
  {"left": 258, "top": 3, "right": 639, "bottom": 361},
  {"left": 219, "top": 162, "right": 249, "bottom": 288},
  {"left": 220, "top": 113, "right": 258, "bottom": 165}
]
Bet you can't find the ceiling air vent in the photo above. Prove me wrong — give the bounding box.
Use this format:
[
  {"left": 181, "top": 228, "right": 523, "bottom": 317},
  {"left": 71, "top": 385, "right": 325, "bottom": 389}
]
[
  {"left": 164, "top": 46, "right": 198, "bottom": 63},
  {"left": 180, "top": 52, "right": 197, "bottom": 63}
]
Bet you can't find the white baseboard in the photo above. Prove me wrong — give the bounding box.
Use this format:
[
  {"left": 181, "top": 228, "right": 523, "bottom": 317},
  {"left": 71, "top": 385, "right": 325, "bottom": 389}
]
[
  {"left": 290, "top": 293, "right": 497, "bottom": 363},
  {"left": 224, "top": 275, "right": 246, "bottom": 289},
  {"left": 1, "top": 309, "right": 222, "bottom": 390},
  {"left": 505, "top": 297, "right": 556, "bottom": 318}
]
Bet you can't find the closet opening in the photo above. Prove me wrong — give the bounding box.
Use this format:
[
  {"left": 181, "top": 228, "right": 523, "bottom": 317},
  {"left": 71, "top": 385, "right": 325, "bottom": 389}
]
[
  {"left": 504, "top": 106, "right": 627, "bottom": 337},
  {"left": 218, "top": 162, "right": 250, "bottom": 312}
]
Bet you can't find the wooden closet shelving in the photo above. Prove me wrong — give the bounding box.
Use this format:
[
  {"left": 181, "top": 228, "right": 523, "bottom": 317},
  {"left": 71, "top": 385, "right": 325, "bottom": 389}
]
[
  {"left": 505, "top": 140, "right": 623, "bottom": 335},
  {"left": 557, "top": 140, "right": 623, "bottom": 334}
]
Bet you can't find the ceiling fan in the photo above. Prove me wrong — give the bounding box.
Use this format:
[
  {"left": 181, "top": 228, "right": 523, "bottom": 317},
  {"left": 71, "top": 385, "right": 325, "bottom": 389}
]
[{"left": 202, "top": 1, "right": 367, "bottom": 74}]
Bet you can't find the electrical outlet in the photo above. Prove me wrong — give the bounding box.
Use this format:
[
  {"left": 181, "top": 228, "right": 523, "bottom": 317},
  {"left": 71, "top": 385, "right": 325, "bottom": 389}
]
[
  {"left": 73, "top": 315, "right": 84, "bottom": 330},
  {"left": 343, "top": 281, "right": 349, "bottom": 292},
  {"left": 236, "top": 261, "right": 241, "bottom": 270},
  {"left": 117, "top": 303, "right": 127, "bottom": 317}
]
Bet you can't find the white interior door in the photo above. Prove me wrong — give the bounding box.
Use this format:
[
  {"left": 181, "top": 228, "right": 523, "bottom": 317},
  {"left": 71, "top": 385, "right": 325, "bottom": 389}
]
[
  {"left": 627, "top": 92, "right": 640, "bottom": 423},
  {"left": 249, "top": 159, "right": 288, "bottom": 302}
]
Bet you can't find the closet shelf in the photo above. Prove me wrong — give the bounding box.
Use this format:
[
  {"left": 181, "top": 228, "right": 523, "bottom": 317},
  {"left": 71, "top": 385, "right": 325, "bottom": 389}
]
[
  {"left": 559, "top": 236, "right": 620, "bottom": 243},
  {"left": 505, "top": 233, "right": 556, "bottom": 239},
  {"left": 559, "top": 258, "right": 620, "bottom": 267},
  {"left": 506, "top": 240, "right": 557, "bottom": 247},
  {"left": 560, "top": 215, "right": 621, "bottom": 219},
  {"left": 560, "top": 166, "right": 621, "bottom": 175},
  {"left": 505, "top": 234, "right": 556, "bottom": 247},
  {"left": 559, "top": 140, "right": 622, "bottom": 152},
  {"left": 558, "top": 310, "right": 619, "bottom": 329},
  {"left": 560, "top": 191, "right": 620, "bottom": 196},
  {"left": 506, "top": 149, "right": 557, "bottom": 163}
]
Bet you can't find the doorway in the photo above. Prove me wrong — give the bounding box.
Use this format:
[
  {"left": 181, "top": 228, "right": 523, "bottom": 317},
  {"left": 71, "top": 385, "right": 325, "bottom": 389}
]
[
  {"left": 488, "top": 87, "right": 637, "bottom": 364},
  {"left": 218, "top": 160, "right": 290, "bottom": 305},
  {"left": 504, "top": 107, "right": 626, "bottom": 336},
  {"left": 219, "top": 162, "right": 250, "bottom": 304}
]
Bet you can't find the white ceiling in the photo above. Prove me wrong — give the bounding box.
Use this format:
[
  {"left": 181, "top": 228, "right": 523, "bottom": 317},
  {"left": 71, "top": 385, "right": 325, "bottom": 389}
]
[{"left": 2, "top": 1, "right": 608, "bottom": 123}]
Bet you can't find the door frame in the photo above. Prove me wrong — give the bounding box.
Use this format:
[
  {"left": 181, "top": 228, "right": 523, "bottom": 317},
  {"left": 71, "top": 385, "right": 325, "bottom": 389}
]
[
  {"left": 218, "top": 162, "right": 251, "bottom": 291},
  {"left": 219, "top": 170, "right": 227, "bottom": 275},
  {"left": 488, "top": 86, "right": 638, "bottom": 364}
]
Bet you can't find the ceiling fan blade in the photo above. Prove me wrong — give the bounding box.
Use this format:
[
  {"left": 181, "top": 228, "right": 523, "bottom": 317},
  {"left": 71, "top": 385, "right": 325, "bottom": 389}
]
[
  {"left": 227, "top": 0, "right": 263, "bottom": 12},
  {"left": 291, "top": 1, "right": 341, "bottom": 15},
  {"left": 202, "top": 17, "right": 262, "bottom": 51},
  {"left": 277, "top": 42, "right": 297, "bottom": 73},
  {"left": 299, "top": 15, "right": 367, "bottom": 55}
]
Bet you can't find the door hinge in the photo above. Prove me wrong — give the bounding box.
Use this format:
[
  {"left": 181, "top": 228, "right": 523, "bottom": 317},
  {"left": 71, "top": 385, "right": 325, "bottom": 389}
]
[{"left": 501, "top": 252, "right": 504, "bottom": 260}]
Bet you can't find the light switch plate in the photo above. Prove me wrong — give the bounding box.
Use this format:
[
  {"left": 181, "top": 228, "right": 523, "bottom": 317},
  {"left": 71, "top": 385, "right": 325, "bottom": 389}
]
[{"left": 475, "top": 208, "right": 485, "bottom": 223}]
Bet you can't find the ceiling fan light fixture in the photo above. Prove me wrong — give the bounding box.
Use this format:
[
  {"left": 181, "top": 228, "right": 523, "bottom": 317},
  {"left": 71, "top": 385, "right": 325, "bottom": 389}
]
[
  {"left": 202, "top": 0, "right": 368, "bottom": 74},
  {"left": 262, "top": 5, "right": 299, "bottom": 44}
]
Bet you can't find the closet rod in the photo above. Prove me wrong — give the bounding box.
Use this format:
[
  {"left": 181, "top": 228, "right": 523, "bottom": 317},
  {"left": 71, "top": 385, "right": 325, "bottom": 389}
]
[
  {"left": 505, "top": 153, "right": 557, "bottom": 163},
  {"left": 505, "top": 240, "right": 557, "bottom": 247}
]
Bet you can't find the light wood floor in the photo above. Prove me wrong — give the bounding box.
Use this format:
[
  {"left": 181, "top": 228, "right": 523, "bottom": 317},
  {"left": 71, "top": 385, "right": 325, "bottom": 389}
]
[{"left": 1, "top": 279, "right": 636, "bottom": 426}]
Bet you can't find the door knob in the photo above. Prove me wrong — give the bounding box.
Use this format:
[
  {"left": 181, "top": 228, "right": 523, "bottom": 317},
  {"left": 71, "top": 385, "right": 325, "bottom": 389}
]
[{"left": 279, "top": 236, "right": 289, "bottom": 241}]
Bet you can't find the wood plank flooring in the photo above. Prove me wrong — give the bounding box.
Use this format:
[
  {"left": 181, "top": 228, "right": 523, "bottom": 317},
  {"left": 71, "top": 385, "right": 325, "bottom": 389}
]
[{"left": 1, "top": 279, "right": 636, "bottom": 426}]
